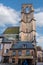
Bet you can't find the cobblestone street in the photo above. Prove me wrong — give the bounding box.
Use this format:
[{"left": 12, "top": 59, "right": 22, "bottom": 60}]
[
  {"left": 37, "top": 62, "right": 43, "bottom": 65},
  {"left": 0, "top": 63, "right": 14, "bottom": 65},
  {"left": 0, "top": 63, "right": 43, "bottom": 65}
]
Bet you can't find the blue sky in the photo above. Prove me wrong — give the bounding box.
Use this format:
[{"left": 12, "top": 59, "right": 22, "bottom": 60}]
[
  {"left": 0, "top": 0, "right": 43, "bottom": 10},
  {"left": 0, "top": 0, "right": 43, "bottom": 48}
]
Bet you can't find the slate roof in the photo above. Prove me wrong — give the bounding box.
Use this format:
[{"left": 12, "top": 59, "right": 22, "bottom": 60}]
[
  {"left": 2, "top": 37, "right": 11, "bottom": 43},
  {"left": 0, "top": 35, "right": 4, "bottom": 38},
  {"left": 11, "top": 41, "right": 34, "bottom": 50}
]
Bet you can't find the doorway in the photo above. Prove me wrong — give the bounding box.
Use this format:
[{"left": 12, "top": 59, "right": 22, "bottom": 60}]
[
  {"left": 18, "top": 59, "right": 32, "bottom": 65},
  {"left": 22, "top": 59, "right": 32, "bottom": 65},
  {"left": 3, "top": 56, "right": 9, "bottom": 63}
]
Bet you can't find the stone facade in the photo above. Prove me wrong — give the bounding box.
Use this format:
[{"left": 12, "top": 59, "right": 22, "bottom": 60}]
[
  {"left": 19, "top": 4, "right": 36, "bottom": 42},
  {"left": 2, "top": 41, "right": 13, "bottom": 63},
  {"left": 37, "top": 51, "right": 42, "bottom": 62},
  {"left": 10, "top": 41, "right": 35, "bottom": 65},
  {"left": 10, "top": 4, "right": 37, "bottom": 65},
  {"left": 37, "top": 46, "right": 43, "bottom": 62},
  {"left": 42, "top": 50, "right": 43, "bottom": 62},
  {"left": 0, "top": 4, "right": 37, "bottom": 65},
  {"left": 0, "top": 36, "right": 4, "bottom": 62}
]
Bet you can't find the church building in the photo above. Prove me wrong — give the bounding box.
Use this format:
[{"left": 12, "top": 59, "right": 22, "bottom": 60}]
[{"left": 10, "top": 4, "right": 37, "bottom": 65}]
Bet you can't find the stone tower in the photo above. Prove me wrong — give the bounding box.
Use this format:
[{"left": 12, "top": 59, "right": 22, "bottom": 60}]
[{"left": 19, "top": 4, "right": 36, "bottom": 42}]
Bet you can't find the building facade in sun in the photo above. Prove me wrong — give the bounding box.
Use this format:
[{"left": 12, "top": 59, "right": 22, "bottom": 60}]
[
  {"left": 37, "top": 46, "right": 43, "bottom": 62},
  {"left": 0, "top": 36, "right": 4, "bottom": 62},
  {"left": 10, "top": 4, "right": 37, "bottom": 65},
  {"left": 3, "top": 27, "right": 19, "bottom": 41},
  {"left": 0, "top": 4, "right": 37, "bottom": 65},
  {"left": 11, "top": 41, "right": 35, "bottom": 65},
  {"left": 1, "top": 27, "right": 19, "bottom": 63},
  {"left": 19, "top": 4, "right": 36, "bottom": 42}
]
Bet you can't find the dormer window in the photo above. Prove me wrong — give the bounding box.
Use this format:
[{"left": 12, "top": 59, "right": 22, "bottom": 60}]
[{"left": 23, "top": 44, "right": 27, "bottom": 48}]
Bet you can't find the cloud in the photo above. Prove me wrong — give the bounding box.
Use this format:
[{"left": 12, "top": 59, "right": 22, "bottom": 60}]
[
  {"left": 36, "top": 31, "right": 43, "bottom": 48},
  {"left": 34, "top": 9, "right": 43, "bottom": 27},
  {"left": 37, "top": 36, "right": 43, "bottom": 43},
  {"left": 0, "top": 4, "right": 20, "bottom": 34},
  {"left": 34, "top": 8, "right": 41, "bottom": 13},
  {"left": 36, "top": 32, "right": 39, "bottom": 37},
  {"left": 0, "top": 4, "right": 43, "bottom": 34},
  {"left": 37, "top": 36, "right": 43, "bottom": 49},
  {"left": 34, "top": 8, "right": 43, "bottom": 48},
  {"left": 0, "top": 4, "right": 43, "bottom": 49}
]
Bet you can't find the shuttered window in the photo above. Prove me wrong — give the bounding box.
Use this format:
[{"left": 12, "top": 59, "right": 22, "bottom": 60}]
[
  {"left": 18, "top": 50, "right": 22, "bottom": 56},
  {"left": 26, "top": 50, "right": 30, "bottom": 55}
]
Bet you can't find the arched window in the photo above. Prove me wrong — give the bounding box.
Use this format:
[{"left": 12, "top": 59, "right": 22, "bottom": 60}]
[{"left": 25, "top": 7, "right": 30, "bottom": 13}]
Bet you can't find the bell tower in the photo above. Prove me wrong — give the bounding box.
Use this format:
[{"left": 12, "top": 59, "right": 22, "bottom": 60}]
[{"left": 19, "top": 4, "right": 36, "bottom": 42}]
